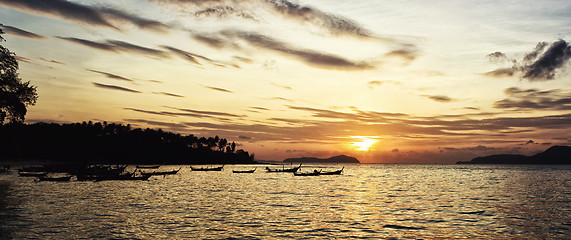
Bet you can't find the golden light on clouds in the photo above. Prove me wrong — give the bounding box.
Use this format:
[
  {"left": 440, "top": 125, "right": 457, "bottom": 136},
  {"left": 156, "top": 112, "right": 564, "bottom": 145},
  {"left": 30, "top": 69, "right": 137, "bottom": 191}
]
[{"left": 351, "top": 136, "right": 378, "bottom": 151}]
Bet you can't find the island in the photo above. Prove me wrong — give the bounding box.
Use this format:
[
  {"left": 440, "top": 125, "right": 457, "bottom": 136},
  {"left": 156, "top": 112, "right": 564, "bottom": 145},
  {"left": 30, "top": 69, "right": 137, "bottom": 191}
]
[
  {"left": 283, "top": 155, "right": 360, "bottom": 163},
  {"left": 457, "top": 145, "right": 571, "bottom": 164},
  {"left": 0, "top": 122, "right": 256, "bottom": 165}
]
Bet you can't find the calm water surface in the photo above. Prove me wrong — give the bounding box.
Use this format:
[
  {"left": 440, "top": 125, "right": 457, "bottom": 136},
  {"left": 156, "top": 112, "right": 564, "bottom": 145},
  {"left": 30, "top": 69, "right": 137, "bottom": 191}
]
[{"left": 1, "top": 164, "right": 570, "bottom": 239}]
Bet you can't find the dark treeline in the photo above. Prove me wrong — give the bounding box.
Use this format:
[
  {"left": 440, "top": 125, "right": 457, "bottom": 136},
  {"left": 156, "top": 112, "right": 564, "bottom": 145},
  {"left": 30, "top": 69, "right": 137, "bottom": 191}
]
[{"left": 0, "top": 121, "right": 256, "bottom": 164}]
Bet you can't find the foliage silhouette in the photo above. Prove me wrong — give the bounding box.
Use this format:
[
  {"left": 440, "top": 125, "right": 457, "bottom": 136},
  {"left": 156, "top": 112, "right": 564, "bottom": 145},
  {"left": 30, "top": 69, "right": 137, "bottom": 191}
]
[
  {"left": 0, "top": 121, "right": 256, "bottom": 164},
  {"left": 0, "top": 29, "right": 38, "bottom": 124}
]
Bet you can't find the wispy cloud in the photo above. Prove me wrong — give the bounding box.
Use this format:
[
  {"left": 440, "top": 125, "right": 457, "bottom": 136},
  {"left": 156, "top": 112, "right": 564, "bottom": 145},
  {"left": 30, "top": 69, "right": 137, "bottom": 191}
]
[
  {"left": 0, "top": 24, "right": 47, "bottom": 39},
  {"left": 202, "top": 85, "right": 234, "bottom": 93},
  {"left": 88, "top": 69, "right": 133, "bottom": 82},
  {"left": 220, "top": 30, "right": 374, "bottom": 70},
  {"left": 171, "top": 107, "right": 245, "bottom": 118},
  {"left": 494, "top": 87, "right": 571, "bottom": 111},
  {"left": 483, "top": 68, "right": 514, "bottom": 78},
  {"left": 39, "top": 58, "right": 65, "bottom": 65},
  {"left": 271, "top": 82, "right": 292, "bottom": 90},
  {"left": 0, "top": 0, "right": 169, "bottom": 32},
  {"left": 424, "top": 95, "right": 453, "bottom": 102},
  {"left": 57, "top": 37, "right": 168, "bottom": 58},
  {"left": 161, "top": 45, "right": 229, "bottom": 67},
  {"left": 154, "top": 0, "right": 378, "bottom": 39},
  {"left": 153, "top": 92, "right": 185, "bottom": 98},
  {"left": 92, "top": 82, "right": 141, "bottom": 93}
]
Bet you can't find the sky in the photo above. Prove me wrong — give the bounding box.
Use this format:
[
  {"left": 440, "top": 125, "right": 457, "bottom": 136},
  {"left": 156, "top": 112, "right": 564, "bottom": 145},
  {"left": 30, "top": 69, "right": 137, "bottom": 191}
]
[{"left": 1, "top": 0, "right": 570, "bottom": 163}]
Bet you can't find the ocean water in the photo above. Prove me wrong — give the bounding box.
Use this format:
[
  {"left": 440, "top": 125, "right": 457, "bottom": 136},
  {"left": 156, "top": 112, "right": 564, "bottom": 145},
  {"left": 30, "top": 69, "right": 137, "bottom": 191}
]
[{"left": 0, "top": 164, "right": 570, "bottom": 239}]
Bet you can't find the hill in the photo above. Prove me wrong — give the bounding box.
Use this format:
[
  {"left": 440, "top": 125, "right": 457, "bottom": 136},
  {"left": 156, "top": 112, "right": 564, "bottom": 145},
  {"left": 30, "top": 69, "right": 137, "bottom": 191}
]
[
  {"left": 0, "top": 122, "right": 255, "bottom": 165},
  {"left": 457, "top": 146, "right": 571, "bottom": 164},
  {"left": 283, "top": 155, "right": 360, "bottom": 163}
]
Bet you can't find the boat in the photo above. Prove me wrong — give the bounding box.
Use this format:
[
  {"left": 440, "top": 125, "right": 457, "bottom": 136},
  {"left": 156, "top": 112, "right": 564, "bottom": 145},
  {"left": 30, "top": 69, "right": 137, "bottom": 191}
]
[
  {"left": 93, "top": 173, "right": 151, "bottom": 181},
  {"left": 232, "top": 168, "right": 256, "bottom": 173},
  {"left": 190, "top": 165, "right": 224, "bottom": 171},
  {"left": 140, "top": 168, "right": 181, "bottom": 176},
  {"left": 136, "top": 165, "right": 161, "bottom": 169},
  {"left": 320, "top": 167, "right": 344, "bottom": 175},
  {"left": 293, "top": 169, "right": 321, "bottom": 176},
  {"left": 38, "top": 176, "right": 72, "bottom": 182},
  {"left": 19, "top": 172, "right": 48, "bottom": 177},
  {"left": 266, "top": 164, "right": 302, "bottom": 172}
]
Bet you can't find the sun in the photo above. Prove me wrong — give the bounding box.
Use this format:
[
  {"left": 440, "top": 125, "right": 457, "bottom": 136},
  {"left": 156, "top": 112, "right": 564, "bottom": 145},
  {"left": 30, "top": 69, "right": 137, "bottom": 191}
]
[{"left": 352, "top": 137, "right": 377, "bottom": 151}]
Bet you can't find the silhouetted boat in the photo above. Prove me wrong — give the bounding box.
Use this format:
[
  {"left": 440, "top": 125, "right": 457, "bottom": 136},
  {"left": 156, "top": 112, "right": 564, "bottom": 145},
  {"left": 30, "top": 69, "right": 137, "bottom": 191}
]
[
  {"left": 190, "top": 166, "right": 224, "bottom": 171},
  {"left": 136, "top": 165, "right": 161, "bottom": 169},
  {"left": 19, "top": 172, "right": 47, "bottom": 177},
  {"left": 320, "top": 167, "right": 344, "bottom": 175},
  {"left": 71, "top": 165, "right": 127, "bottom": 176},
  {"left": 266, "top": 164, "right": 301, "bottom": 172},
  {"left": 93, "top": 173, "right": 151, "bottom": 181},
  {"left": 140, "top": 168, "right": 181, "bottom": 176},
  {"left": 293, "top": 169, "right": 321, "bottom": 176},
  {"left": 38, "top": 176, "right": 72, "bottom": 182},
  {"left": 232, "top": 168, "right": 256, "bottom": 173}
]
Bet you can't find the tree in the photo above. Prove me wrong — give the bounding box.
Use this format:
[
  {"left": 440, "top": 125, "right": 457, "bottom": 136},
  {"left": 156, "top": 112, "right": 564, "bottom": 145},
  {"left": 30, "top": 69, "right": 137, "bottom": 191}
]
[{"left": 0, "top": 29, "right": 38, "bottom": 124}]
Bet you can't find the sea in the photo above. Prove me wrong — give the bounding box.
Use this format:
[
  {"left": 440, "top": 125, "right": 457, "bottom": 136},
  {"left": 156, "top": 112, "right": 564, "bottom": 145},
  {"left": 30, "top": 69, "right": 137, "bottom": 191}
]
[{"left": 0, "top": 164, "right": 570, "bottom": 239}]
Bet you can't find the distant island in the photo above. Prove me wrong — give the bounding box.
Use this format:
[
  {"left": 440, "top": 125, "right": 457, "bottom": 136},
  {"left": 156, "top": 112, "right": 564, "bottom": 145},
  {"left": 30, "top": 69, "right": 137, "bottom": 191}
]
[
  {"left": 457, "top": 146, "right": 571, "bottom": 164},
  {"left": 0, "top": 122, "right": 256, "bottom": 165},
  {"left": 283, "top": 155, "right": 360, "bottom": 163}
]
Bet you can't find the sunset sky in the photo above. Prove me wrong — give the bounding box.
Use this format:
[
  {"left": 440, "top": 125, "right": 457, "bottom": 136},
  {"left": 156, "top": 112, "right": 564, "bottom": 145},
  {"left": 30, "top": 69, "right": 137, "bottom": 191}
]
[{"left": 1, "top": 0, "right": 570, "bottom": 163}]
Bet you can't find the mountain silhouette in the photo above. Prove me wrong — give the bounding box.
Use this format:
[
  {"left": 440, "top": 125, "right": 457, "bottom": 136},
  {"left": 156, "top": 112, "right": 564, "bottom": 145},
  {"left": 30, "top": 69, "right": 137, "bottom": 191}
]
[
  {"left": 283, "top": 155, "right": 360, "bottom": 163},
  {"left": 458, "top": 146, "right": 571, "bottom": 164}
]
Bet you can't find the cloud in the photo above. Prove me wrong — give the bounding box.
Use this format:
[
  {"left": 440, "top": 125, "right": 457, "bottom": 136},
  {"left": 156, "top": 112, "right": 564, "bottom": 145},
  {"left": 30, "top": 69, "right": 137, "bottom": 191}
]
[
  {"left": 494, "top": 87, "right": 571, "bottom": 111},
  {"left": 0, "top": 0, "right": 169, "bottom": 32},
  {"left": 92, "top": 82, "right": 141, "bottom": 93},
  {"left": 486, "top": 39, "right": 571, "bottom": 81},
  {"left": 0, "top": 24, "right": 47, "bottom": 39},
  {"left": 88, "top": 69, "right": 133, "bottom": 82},
  {"left": 483, "top": 68, "right": 514, "bottom": 78},
  {"left": 384, "top": 48, "right": 420, "bottom": 62},
  {"left": 97, "top": 7, "right": 170, "bottom": 33},
  {"left": 202, "top": 85, "right": 234, "bottom": 93},
  {"left": 57, "top": 37, "right": 118, "bottom": 52},
  {"left": 153, "top": 92, "right": 185, "bottom": 98},
  {"left": 0, "top": 0, "right": 116, "bottom": 29},
  {"left": 443, "top": 145, "right": 503, "bottom": 152},
  {"left": 107, "top": 40, "right": 168, "bottom": 57},
  {"left": 221, "top": 30, "right": 374, "bottom": 70},
  {"left": 14, "top": 56, "right": 33, "bottom": 63},
  {"left": 368, "top": 81, "right": 383, "bottom": 88},
  {"left": 271, "top": 83, "right": 292, "bottom": 90},
  {"left": 154, "top": 0, "right": 377, "bottom": 39},
  {"left": 521, "top": 39, "right": 571, "bottom": 81},
  {"left": 233, "top": 56, "right": 253, "bottom": 63},
  {"left": 250, "top": 107, "right": 270, "bottom": 111},
  {"left": 192, "top": 33, "right": 234, "bottom": 49},
  {"left": 172, "top": 107, "right": 245, "bottom": 118},
  {"left": 39, "top": 58, "right": 65, "bottom": 65},
  {"left": 57, "top": 37, "right": 168, "bottom": 58},
  {"left": 424, "top": 95, "right": 453, "bottom": 102},
  {"left": 161, "top": 45, "right": 229, "bottom": 67},
  {"left": 486, "top": 51, "right": 509, "bottom": 63}
]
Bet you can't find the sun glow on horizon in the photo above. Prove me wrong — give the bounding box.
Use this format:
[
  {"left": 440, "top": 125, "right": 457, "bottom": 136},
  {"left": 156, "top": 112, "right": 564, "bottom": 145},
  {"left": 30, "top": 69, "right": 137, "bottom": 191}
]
[{"left": 351, "top": 137, "right": 378, "bottom": 151}]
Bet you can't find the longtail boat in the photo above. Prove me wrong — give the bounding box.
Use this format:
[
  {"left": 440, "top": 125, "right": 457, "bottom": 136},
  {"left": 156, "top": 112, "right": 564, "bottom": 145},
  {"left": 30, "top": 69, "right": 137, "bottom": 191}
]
[
  {"left": 135, "top": 165, "right": 161, "bottom": 169},
  {"left": 140, "top": 168, "right": 181, "bottom": 176},
  {"left": 190, "top": 165, "right": 224, "bottom": 171},
  {"left": 266, "top": 164, "right": 301, "bottom": 173},
  {"left": 320, "top": 167, "right": 344, "bottom": 175},
  {"left": 38, "top": 176, "right": 72, "bottom": 182},
  {"left": 293, "top": 169, "right": 321, "bottom": 176},
  {"left": 232, "top": 168, "right": 256, "bottom": 173}
]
